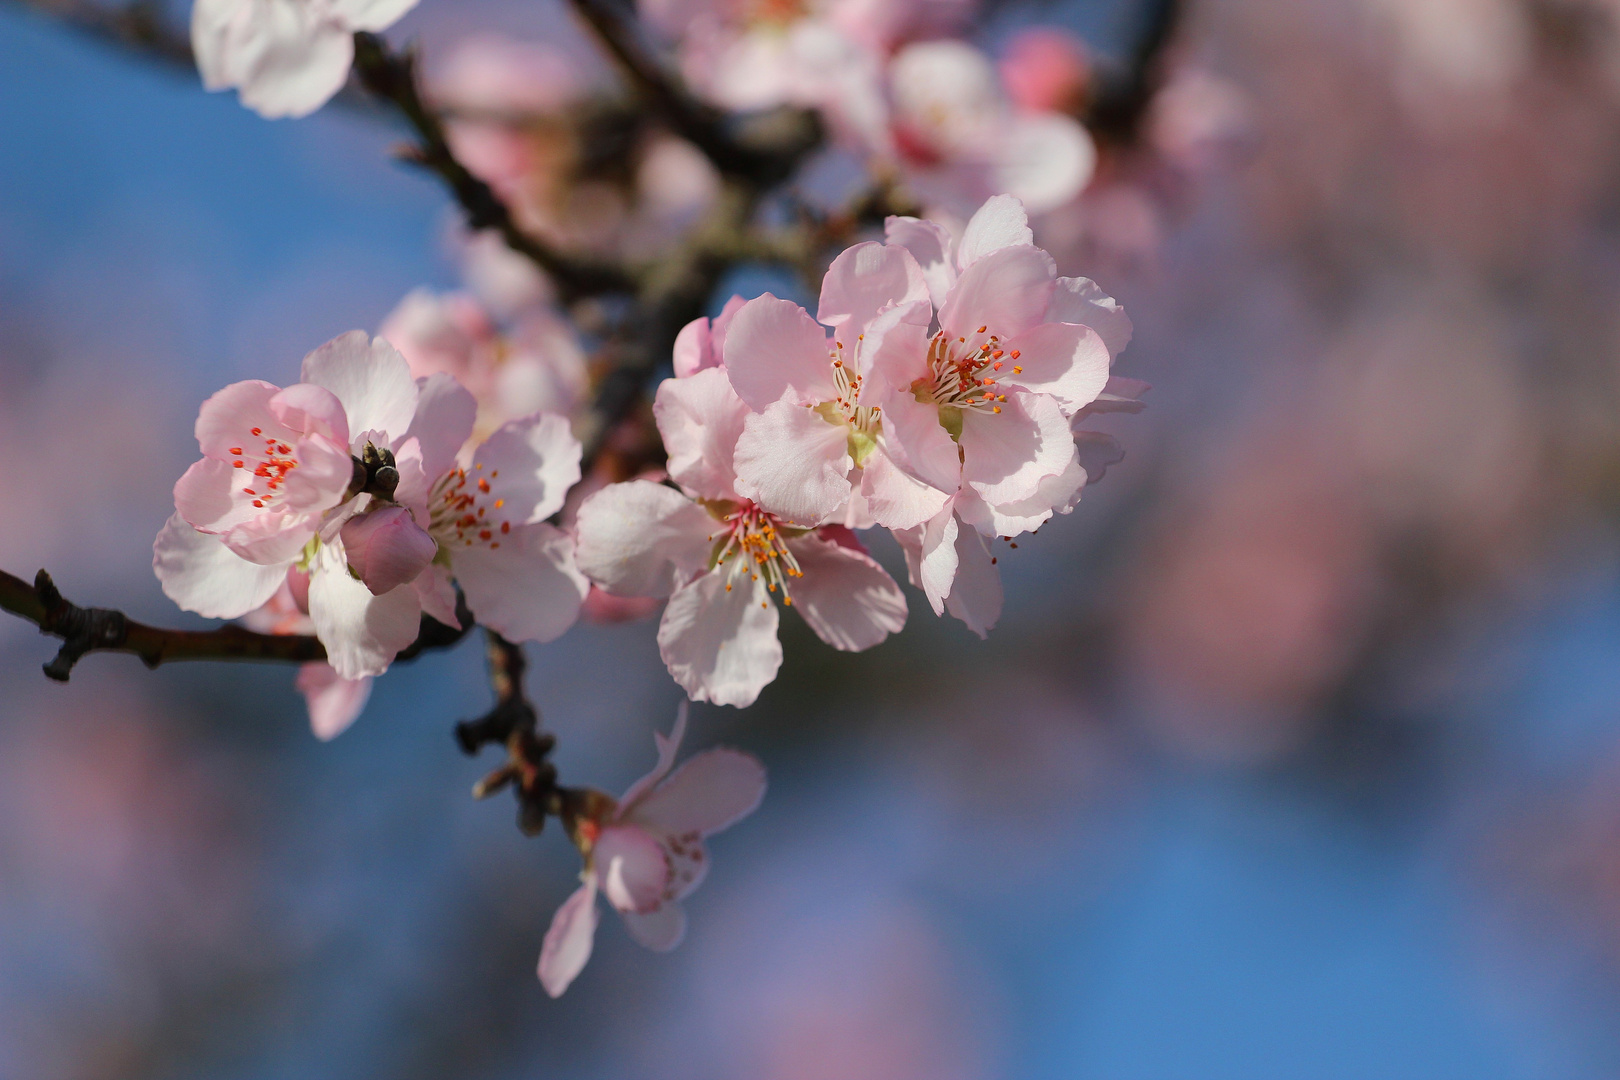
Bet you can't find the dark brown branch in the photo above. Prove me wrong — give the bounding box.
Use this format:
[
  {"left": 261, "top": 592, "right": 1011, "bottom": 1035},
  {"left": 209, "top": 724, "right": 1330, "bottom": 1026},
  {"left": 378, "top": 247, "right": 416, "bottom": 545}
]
[
  {"left": 456, "top": 631, "right": 568, "bottom": 836},
  {"left": 1, "top": 0, "right": 193, "bottom": 66},
  {"left": 564, "top": 0, "right": 820, "bottom": 185},
  {"left": 350, "top": 32, "right": 636, "bottom": 304},
  {"left": 1084, "top": 0, "right": 1183, "bottom": 146},
  {"left": 0, "top": 568, "right": 469, "bottom": 682}
]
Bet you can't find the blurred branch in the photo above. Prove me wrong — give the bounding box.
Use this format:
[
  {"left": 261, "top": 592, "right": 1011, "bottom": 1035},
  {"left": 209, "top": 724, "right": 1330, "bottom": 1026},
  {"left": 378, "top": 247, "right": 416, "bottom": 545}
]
[
  {"left": 1084, "top": 0, "right": 1182, "bottom": 145},
  {"left": 0, "top": 568, "right": 469, "bottom": 682},
  {"left": 564, "top": 0, "right": 821, "bottom": 185},
  {"left": 1, "top": 0, "right": 193, "bottom": 66},
  {"left": 351, "top": 32, "right": 637, "bottom": 303},
  {"left": 455, "top": 631, "right": 570, "bottom": 836}
]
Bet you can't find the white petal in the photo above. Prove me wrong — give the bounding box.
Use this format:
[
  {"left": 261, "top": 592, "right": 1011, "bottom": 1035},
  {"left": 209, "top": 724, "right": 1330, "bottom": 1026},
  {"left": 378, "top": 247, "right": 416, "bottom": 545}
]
[
  {"left": 1000, "top": 321, "right": 1111, "bottom": 415},
  {"left": 574, "top": 481, "right": 715, "bottom": 598},
  {"left": 194, "top": 0, "right": 355, "bottom": 119},
  {"left": 404, "top": 372, "right": 478, "bottom": 480},
  {"left": 329, "top": 0, "right": 418, "bottom": 32},
  {"left": 1047, "top": 277, "right": 1133, "bottom": 359},
  {"left": 958, "top": 391, "right": 1074, "bottom": 505},
  {"left": 732, "top": 400, "right": 852, "bottom": 528},
  {"left": 956, "top": 194, "right": 1033, "bottom": 269},
  {"left": 916, "top": 506, "right": 959, "bottom": 615},
  {"left": 783, "top": 533, "right": 907, "bottom": 651},
  {"left": 300, "top": 331, "right": 419, "bottom": 446},
  {"left": 993, "top": 113, "right": 1095, "bottom": 215},
  {"left": 153, "top": 513, "right": 288, "bottom": 619},
  {"left": 858, "top": 446, "right": 951, "bottom": 532},
  {"left": 454, "top": 523, "right": 586, "bottom": 644},
  {"left": 471, "top": 413, "right": 582, "bottom": 524},
  {"left": 631, "top": 746, "right": 767, "bottom": 837},
  {"left": 884, "top": 215, "right": 958, "bottom": 310},
  {"left": 943, "top": 522, "right": 1002, "bottom": 638},
  {"left": 721, "top": 294, "right": 836, "bottom": 411},
  {"left": 657, "top": 571, "right": 781, "bottom": 708},
  {"left": 307, "top": 541, "right": 423, "bottom": 679},
  {"left": 538, "top": 878, "right": 599, "bottom": 998},
  {"left": 295, "top": 662, "right": 372, "bottom": 740},
  {"left": 618, "top": 702, "right": 688, "bottom": 812},
  {"left": 620, "top": 902, "right": 687, "bottom": 952},
  {"left": 654, "top": 368, "right": 749, "bottom": 503},
  {"left": 596, "top": 824, "right": 672, "bottom": 914}
]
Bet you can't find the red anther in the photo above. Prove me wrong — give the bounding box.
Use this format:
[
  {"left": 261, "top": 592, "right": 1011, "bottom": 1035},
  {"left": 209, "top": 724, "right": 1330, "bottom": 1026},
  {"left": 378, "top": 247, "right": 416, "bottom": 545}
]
[
  {"left": 992, "top": 350, "right": 1003, "bottom": 359},
  {"left": 977, "top": 325, "right": 987, "bottom": 334},
  {"left": 500, "top": 522, "right": 510, "bottom": 534},
  {"left": 477, "top": 478, "right": 490, "bottom": 493},
  {"left": 252, "top": 499, "right": 264, "bottom": 507},
  {"left": 233, "top": 461, "right": 244, "bottom": 469},
  {"left": 277, "top": 444, "right": 290, "bottom": 454},
  {"left": 244, "top": 488, "right": 256, "bottom": 495},
  {"left": 1009, "top": 350, "right": 1020, "bottom": 359},
  {"left": 479, "top": 529, "right": 492, "bottom": 540},
  {"left": 993, "top": 362, "right": 1003, "bottom": 370},
  {"left": 489, "top": 542, "right": 499, "bottom": 549},
  {"left": 490, "top": 470, "right": 498, "bottom": 478},
  {"left": 251, "top": 427, "right": 262, "bottom": 436},
  {"left": 228, "top": 447, "right": 242, "bottom": 455}
]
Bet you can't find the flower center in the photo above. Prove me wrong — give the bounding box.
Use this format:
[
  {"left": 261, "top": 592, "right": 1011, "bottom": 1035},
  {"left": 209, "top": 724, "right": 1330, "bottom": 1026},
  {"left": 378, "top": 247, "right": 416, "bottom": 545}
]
[
  {"left": 431, "top": 463, "right": 512, "bottom": 550},
  {"left": 231, "top": 426, "right": 300, "bottom": 510},
  {"left": 710, "top": 501, "right": 803, "bottom": 605},
  {"left": 917, "top": 326, "right": 1020, "bottom": 413},
  {"left": 813, "top": 339, "right": 882, "bottom": 466}
]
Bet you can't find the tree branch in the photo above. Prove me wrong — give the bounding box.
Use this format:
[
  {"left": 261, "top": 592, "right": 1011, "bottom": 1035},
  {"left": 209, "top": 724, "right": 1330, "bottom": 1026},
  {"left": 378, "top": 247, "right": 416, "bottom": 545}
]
[
  {"left": 1084, "top": 0, "right": 1183, "bottom": 146},
  {"left": 0, "top": 568, "right": 469, "bottom": 682}
]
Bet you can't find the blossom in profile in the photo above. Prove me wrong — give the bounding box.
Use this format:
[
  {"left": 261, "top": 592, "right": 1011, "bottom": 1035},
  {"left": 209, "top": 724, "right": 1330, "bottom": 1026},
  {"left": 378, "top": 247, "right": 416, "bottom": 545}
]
[
  {"left": 539, "top": 705, "right": 766, "bottom": 997},
  {"left": 192, "top": 0, "right": 419, "bottom": 119},
  {"left": 574, "top": 364, "right": 907, "bottom": 707}
]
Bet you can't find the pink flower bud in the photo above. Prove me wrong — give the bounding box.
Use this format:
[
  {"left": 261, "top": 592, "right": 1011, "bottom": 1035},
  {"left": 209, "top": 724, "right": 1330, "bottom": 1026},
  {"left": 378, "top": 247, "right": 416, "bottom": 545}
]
[{"left": 340, "top": 506, "right": 437, "bottom": 595}]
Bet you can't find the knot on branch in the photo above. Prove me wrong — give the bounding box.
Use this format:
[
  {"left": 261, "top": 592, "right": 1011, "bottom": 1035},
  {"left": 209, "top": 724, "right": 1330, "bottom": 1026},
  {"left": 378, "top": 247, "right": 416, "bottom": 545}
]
[
  {"left": 456, "top": 633, "right": 562, "bottom": 835},
  {"left": 33, "top": 570, "right": 129, "bottom": 682}
]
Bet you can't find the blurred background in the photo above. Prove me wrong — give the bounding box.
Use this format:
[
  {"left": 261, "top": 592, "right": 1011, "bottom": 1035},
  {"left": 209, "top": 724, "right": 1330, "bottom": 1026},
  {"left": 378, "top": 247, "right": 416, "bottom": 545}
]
[{"left": 7, "top": 0, "right": 1620, "bottom": 1075}]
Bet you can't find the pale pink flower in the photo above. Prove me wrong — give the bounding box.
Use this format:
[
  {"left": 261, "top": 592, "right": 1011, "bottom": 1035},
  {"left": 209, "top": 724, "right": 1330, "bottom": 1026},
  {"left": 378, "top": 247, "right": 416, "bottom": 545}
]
[
  {"left": 671, "top": 294, "right": 746, "bottom": 378},
  {"left": 999, "top": 27, "right": 1090, "bottom": 114},
  {"left": 538, "top": 704, "right": 766, "bottom": 997},
  {"left": 722, "top": 247, "right": 956, "bottom": 531},
  {"left": 191, "top": 0, "right": 418, "bottom": 119},
  {"left": 887, "top": 41, "right": 1096, "bottom": 216},
  {"left": 241, "top": 572, "right": 373, "bottom": 740},
  {"left": 574, "top": 365, "right": 907, "bottom": 707}
]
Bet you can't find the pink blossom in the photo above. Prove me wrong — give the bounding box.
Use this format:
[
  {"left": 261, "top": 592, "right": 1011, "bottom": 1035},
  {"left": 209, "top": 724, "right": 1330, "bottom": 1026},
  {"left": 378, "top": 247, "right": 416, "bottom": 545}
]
[
  {"left": 191, "top": 0, "right": 419, "bottom": 119},
  {"left": 538, "top": 705, "right": 766, "bottom": 997},
  {"left": 671, "top": 294, "right": 746, "bottom": 378},
  {"left": 999, "top": 27, "right": 1090, "bottom": 114},
  {"left": 574, "top": 365, "right": 907, "bottom": 707}
]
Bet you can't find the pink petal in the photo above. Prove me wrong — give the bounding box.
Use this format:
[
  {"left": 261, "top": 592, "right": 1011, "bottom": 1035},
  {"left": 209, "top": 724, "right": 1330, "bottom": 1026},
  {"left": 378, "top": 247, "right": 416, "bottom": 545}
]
[
  {"left": 654, "top": 367, "right": 749, "bottom": 503},
  {"left": 404, "top": 371, "right": 478, "bottom": 479},
  {"left": 470, "top": 413, "right": 582, "bottom": 524},
  {"left": 194, "top": 379, "right": 283, "bottom": 459},
  {"left": 877, "top": 389, "right": 962, "bottom": 494},
  {"left": 299, "top": 331, "right": 419, "bottom": 446},
  {"left": 630, "top": 746, "right": 767, "bottom": 837},
  {"left": 957, "top": 391, "right": 1074, "bottom": 505},
  {"left": 620, "top": 902, "right": 687, "bottom": 952},
  {"left": 915, "top": 505, "right": 959, "bottom": 616},
  {"left": 340, "top": 505, "right": 437, "bottom": 595},
  {"left": 943, "top": 521, "right": 1001, "bottom": 638},
  {"left": 538, "top": 878, "right": 599, "bottom": 998},
  {"left": 276, "top": 432, "right": 355, "bottom": 513},
  {"left": 596, "top": 823, "right": 671, "bottom": 914},
  {"left": 657, "top": 571, "right": 782, "bottom": 708},
  {"left": 783, "top": 532, "right": 907, "bottom": 651},
  {"left": 1073, "top": 375, "right": 1150, "bottom": 421},
  {"left": 858, "top": 445, "right": 952, "bottom": 532},
  {"left": 851, "top": 302, "right": 931, "bottom": 403},
  {"left": 413, "top": 562, "right": 462, "bottom": 627},
  {"left": 153, "top": 513, "right": 289, "bottom": 619},
  {"left": 956, "top": 194, "right": 1033, "bottom": 269},
  {"left": 993, "top": 113, "right": 1095, "bottom": 214},
  {"left": 721, "top": 294, "right": 836, "bottom": 411},
  {"left": 307, "top": 541, "right": 423, "bottom": 679},
  {"left": 573, "top": 480, "right": 715, "bottom": 598},
  {"left": 220, "top": 510, "right": 327, "bottom": 565},
  {"left": 619, "top": 702, "right": 689, "bottom": 813},
  {"left": 672, "top": 314, "right": 716, "bottom": 379},
  {"left": 296, "top": 662, "right": 372, "bottom": 740},
  {"left": 267, "top": 381, "right": 350, "bottom": 447},
  {"left": 884, "top": 215, "right": 957, "bottom": 310},
  {"left": 1074, "top": 429, "right": 1126, "bottom": 484},
  {"left": 1000, "top": 321, "right": 1111, "bottom": 415},
  {"left": 388, "top": 436, "right": 431, "bottom": 523},
  {"left": 174, "top": 456, "right": 257, "bottom": 534},
  {"left": 732, "top": 400, "right": 852, "bottom": 528},
  {"left": 817, "top": 241, "right": 929, "bottom": 332},
  {"left": 453, "top": 522, "right": 587, "bottom": 643},
  {"left": 1047, "top": 277, "right": 1133, "bottom": 358},
  {"left": 956, "top": 447, "right": 1085, "bottom": 537},
  {"left": 938, "top": 244, "right": 1056, "bottom": 343}
]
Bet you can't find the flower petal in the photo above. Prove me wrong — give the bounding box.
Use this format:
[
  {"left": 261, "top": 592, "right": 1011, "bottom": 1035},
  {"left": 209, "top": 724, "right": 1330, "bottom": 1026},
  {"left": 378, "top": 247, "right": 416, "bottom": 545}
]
[
  {"left": 631, "top": 746, "right": 767, "bottom": 837},
  {"left": 732, "top": 400, "right": 852, "bottom": 528},
  {"left": 307, "top": 541, "right": 423, "bottom": 679},
  {"left": 300, "top": 331, "right": 419, "bottom": 446},
  {"left": 916, "top": 505, "right": 959, "bottom": 615},
  {"left": 956, "top": 194, "right": 1033, "bottom": 269},
  {"left": 783, "top": 532, "right": 907, "bottom": 651},
  {"left": 267, "top": 381, "right": 349, "bottom": 447},
  {"left": 884, "top": 215, "right": 957, "bottom": 310},
  {"left": 574, "top": 480, "right": 715, "bottom": 598},
  {"left": 878, "top": 389, "right": 963, "bottom": 494},
  {"left": 340, "top": 505, "right": 437, "bottom": 595},
  {"left": 721, "top": 294, "right": 836, "bottom": 411},
  {"left": 174, "top": 456, "right": 257, "bottom": 534},
  {"left": 657, "top": 571, "right": 781, "bottom": 708},
  {"left": 329, "top": 0, "right": 418, "bottom": 32},
  {"left": 413, "top": 561, "right": 462, "bottom": 628},
  {"left": 993, "top": 114, "right": 1095, "bottom": 215},
  {"left": 619, "top": 702, "right": 689, "bottom": 813},
  {"left": 538, "top": 877, "right": 599, "bottom": 998},
  {"left": 1000, "top": 321, "right": 1111, "bottom": 415},
  {"left": 194, "top": 379, "right": 283, "bottom": 459},
  {"left": 453, "top": 522, "right": 586, "bottom": 643},
  {"left": 404, "top": 371, "right": 478, "bottom": 480},
  {"left": 1047, "top": 276, "right": 1133, "bottom": 359},
  {"left": 957, "top": 391, "right": 1073, "bottom": 505},
  {"left": 938, "top": 244, "right": 1056, "bottom": 342},
  {"left": 153, "top": 513, "right": 288, "bottom": 619},
  {"left": 654, "top": 367, "right": 749, "bottom": 503},
  {"left": 597, "top": 823, "right": 671, "bottom": 914},
  {"left": 858, "top": 446, "right": 952, "bottom": 532},
  {"left": 295, "top": 662, "right": 372, "bottom": 741},
  {"left": 672, "top": 314, "right": 717, "bottom": 379},
  {"left": 193, "top": 0, "right": 356, "bottom": 119},
  {"left": 943, "top": 522, "right": 1002, "bottom": 638},
  {"left": 817, "top": 241, "right": 929, "bottom": 332},
  {"left": 471, "top": 413, "right": 581, "bottom": 524},
  {"left": 620, "top": 902, "right": 687, "bottom": 952}
]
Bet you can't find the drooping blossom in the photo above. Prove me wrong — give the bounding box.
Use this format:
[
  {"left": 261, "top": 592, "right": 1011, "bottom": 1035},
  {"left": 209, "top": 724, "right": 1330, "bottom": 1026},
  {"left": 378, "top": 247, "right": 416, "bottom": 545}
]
[
  {"left": 538, "top": 704, "right": 766, "bottom": 997},
  {"left": 240, "top": 571, "right": 372, "bottom": 740},
  {"left": 876, "top": 195, "right": 1139, "bottom": 635},
  {"left": 886, "top": 40, "right": 1096, "bottom": 217},
  {"left": 574, "top": 363, "right": 907, "bottom": 707},
  {"left": 191, "top": 0, "right": 418, "bottom": 119},
  {"left": 721, "top": 247, "right": 954, "bottom": 531}
]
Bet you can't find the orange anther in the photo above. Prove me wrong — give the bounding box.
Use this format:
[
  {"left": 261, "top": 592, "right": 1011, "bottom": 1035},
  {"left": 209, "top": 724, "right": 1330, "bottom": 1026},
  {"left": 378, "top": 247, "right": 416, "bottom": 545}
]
[
  {"left": 250, "top": 427, "right": 262, "bottom": 436},
  {"left": 233, "top": 461, "right": 244, "bottom": 468},
  {"left": 1009, "top": 350, "right": 1020, "bottom": 359},
  {"left": 477, "top": 478, "right": 490, "bottom": 493}
]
